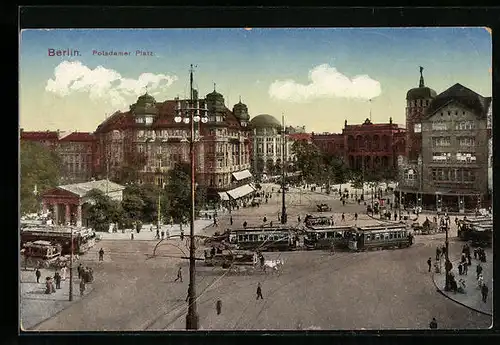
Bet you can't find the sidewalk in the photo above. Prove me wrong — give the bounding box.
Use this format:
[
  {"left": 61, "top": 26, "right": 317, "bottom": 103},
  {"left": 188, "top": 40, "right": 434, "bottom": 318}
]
[
  {"left": 432, "top": 256, "right": 493, "bottom": 316},
  {"left": 98, "top": 219, "right": 212, "bottom": 241},
  {"left": 20, "top": 267, "right": 94, "bottom": 330}
]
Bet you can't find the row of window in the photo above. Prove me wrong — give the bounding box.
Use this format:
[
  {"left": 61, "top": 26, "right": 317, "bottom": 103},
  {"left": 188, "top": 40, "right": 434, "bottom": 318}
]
[
  {"left": 431, "top": 121, "right": 476, "bottom": 131},
  {"left": 238, "top": 234, "right": 288, "bottom": 242},
  {"left": 365, "top": 232, "right": 406, "bottom": 241},
  {"left": 432, "top": 136, "right": 478, "bottom": 148},
  {"left": 432, "top": 152, "right": 477, "bottom": 162},
  {"left": 430, "top": 168, "right": 476, "bottom": 182}
]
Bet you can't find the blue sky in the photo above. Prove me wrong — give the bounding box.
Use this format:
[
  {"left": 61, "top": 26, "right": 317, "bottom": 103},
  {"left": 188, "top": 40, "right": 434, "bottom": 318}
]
[{"left": 19, "top": 28, "right": 492, "bottom": 133}]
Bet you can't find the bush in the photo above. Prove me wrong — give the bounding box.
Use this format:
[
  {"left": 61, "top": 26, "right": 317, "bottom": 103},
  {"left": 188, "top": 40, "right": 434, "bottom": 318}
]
[{"left": 118, "top": 218, "right": 135, "bottom": 230}]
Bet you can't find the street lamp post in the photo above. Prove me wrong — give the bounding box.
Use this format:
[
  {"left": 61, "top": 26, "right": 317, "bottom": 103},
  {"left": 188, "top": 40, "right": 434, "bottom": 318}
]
[
  {"left": 444, "top": 222, "right": 450, "bottom": 291},
  {"left": 69, "top": 227, "right": 74, "bottom": 301},
  {"left": 281, "top": 114, "right": 287, "bottom": 224},
  {"left": 174, "top": 64, "right": 208, "bottom": 330}
]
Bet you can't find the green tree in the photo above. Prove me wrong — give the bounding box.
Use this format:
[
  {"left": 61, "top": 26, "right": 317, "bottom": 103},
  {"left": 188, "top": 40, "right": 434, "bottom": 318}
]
[
  {"left": 84, "top": 189, "right": 122, "bottom": 231},
  {"left": 20, "top": 141, "right": 62, "bottom": 215},
  {"left": 123, "top": 183, "right": 162, "bottom": 224},
  {"left": 163, "top": 163, "right": 191, "bottom": 224},
  {"left": 291, "top": 140, "right": 323, "bottom": 183}
]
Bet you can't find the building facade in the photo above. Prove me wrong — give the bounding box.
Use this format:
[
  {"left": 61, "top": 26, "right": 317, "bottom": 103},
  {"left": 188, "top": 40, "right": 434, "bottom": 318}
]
[
  {"left": 311, "top": 118, "right": 406, "bottom": 174},
  {"left": 249, "top": 114, "right": 294, "bottom": 176},
  {"left": 20, "top": 129, "right": 98, "bottom": 184},
  {"left": 397, "top": 76, "right": 491, "bottom": 212},
  {"left": 94, "top": 90, "right": 252, "bottom": 201}
]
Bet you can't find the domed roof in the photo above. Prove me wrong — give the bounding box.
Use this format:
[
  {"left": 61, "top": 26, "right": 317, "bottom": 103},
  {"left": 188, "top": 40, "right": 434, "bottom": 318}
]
[
  {"left": 137, "top": 93, "right": 156, "bottom": 104},
  {"left": 406, "top": 87, "right": 437, "bottom": 101},
  {"left": 206, "top": 90, "right": 223, "bottom": 99},
  {"left": 250, "top": 114, "right": 281, "bottom": 128},
  {"left": 233, "top": 100, "right": 247, "bottom": 110}
]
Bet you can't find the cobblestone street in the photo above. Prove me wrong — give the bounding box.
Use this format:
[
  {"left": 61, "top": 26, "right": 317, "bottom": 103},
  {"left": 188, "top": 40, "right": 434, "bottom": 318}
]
[{"left": 22, "top": 186, "right": 492, "bottom": 331}]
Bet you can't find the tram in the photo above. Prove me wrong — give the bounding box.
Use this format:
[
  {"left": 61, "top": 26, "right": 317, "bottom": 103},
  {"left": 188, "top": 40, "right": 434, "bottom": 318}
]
[
  {"left": 21, "top": 224, "right": 97, "bottom": 255},
  {"left": 229, "top": 227, "right": 297, "bottom": 251},
  {"left": 457, "top": 216, "right": 492, "bottom": 242},
  {"left": 304, "top": 215, "right": 332, "bottom": 228},
  {"left": 348, "top": 223, "right": 412, "bottom": 251},
  {"left": 303, "top": 225, "right": 355, "bottom": 250}
]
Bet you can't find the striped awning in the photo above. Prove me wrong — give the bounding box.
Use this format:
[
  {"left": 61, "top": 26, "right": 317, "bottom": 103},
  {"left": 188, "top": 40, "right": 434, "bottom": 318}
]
[
  {"left": 227, "top": 184, "right": 255, "bottom": 200},
  {"left": 232, "top": 169, "right": 252, "bottom": 181},
  {"left": 218, "top": 192, "right": 229, "bottom": 201}
]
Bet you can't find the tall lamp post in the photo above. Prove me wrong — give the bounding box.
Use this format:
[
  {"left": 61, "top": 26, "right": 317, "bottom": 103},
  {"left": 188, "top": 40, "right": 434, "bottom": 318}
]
[
  {"left": 444, "top": 222, "right": 450, "bottom": 291},
  {"left": 281, "top": 114, "right": 287, "bottom": 224},
  {"left": 69, "top": 227, "right": 74, "bottom": 301},
  {"left": 174, "top": 64, "right": 208, "bottom": 330}
]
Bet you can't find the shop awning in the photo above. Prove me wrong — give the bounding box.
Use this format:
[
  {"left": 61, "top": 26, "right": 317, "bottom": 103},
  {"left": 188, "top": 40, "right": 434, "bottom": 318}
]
[
  {"left": 218, "top": 192, "right": 229, "bottom": 201},
  {"left": 227, "top": 184, "right": 255, "bottom": 200},
  {"left": 232, "top": 169, "right": 252, "bottom": 181}
]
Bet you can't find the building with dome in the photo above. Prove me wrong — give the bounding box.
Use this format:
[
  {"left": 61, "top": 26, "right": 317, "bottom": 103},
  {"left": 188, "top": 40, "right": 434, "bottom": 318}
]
[
  {"left": 93, "top": 87, "right": 253, "bottom": 202},
  {"left": 396, "top": 67, "right": 491, "bottom": 212},
  {"left": 249, "top": 114, "right": 294, "bottom": 177}
]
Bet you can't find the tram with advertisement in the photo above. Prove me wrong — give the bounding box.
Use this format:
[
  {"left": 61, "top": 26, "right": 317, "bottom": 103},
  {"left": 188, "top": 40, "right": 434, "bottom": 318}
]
[
  {"left": 303, "top": 225, "right": 355, "bottom": 250},
  {"left": 348, "top": 223, "right": 413, "bottom": 252},
  {"left": 304, "top": 215, "right": 332, "bottom": 228},
  {"left": 228, "top": 227, "right": 298, "bottom": 251},
  {"left": 21, "top": 224, "right": 97, "bottom": 255}
]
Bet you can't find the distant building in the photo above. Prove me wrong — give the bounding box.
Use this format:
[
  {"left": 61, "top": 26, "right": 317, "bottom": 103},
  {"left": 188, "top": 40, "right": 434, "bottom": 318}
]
[
  {"left": 286, "top": 125, "right": 306, "bottom": 134},
  {"left": 249, "top": 114, "right": 294, "bottom": 177},
  {"left": 311, "top": 118, "right": 406, "bottom": 173},
  {"left": 396, "top": 68, "right": 491, "bottom": 211},
  {"left": 20, "top": 129, "right": 98, "bottom": 184}
]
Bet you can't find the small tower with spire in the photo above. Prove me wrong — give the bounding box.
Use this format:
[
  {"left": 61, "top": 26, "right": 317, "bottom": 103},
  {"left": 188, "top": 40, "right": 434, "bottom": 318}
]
[{"left": 419, "top": 66, "right": 425, "bottom": 88}]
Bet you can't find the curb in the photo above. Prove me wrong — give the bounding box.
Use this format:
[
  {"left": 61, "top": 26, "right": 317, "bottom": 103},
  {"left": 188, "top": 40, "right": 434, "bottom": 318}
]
[
  {"left": 22, "top": 283, "right": 96, "bottom": 331},
  {"left": 431, "top": 271, "right": 492, "bottom": 317}
]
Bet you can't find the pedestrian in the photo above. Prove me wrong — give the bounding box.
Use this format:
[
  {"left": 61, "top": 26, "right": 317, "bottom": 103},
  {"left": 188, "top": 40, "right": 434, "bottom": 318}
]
[
  {"left": 341, "top": 213, "right": 345, "bottom": 222},
  {"left": 54, "top": 271, "right": 61, "bottom": 289},
  {"left": 243, "top": 221, "right": 247, "bottom": 229},
  {"left": 99, "top": 248, "right": 104, "bottom": 261},
  {"left": 256, "top": 282, "right": 263, "bottom": 300},
  {"left": 270, "top": 221, "right": 273, "bottom": 227},
  {"left": 463, "top": 261, "right": 468, "bottom": 275},
  {"left": 213, "top": 217, "right": 217, "bottom": 227},
  {"left": 354, "top": 213, "right": 358, "bottom": 221},
  {"left": 79, "top": 279, "right": 85, "bottom": 296},
  {"left": 174, "top": 267, "right": 183, "bottom": 282},
  {"left": 436, "top": 247, "right": 441, "bottom": 261},
  {"left": 156, "top": 229, "right": 160, "bottom": 239},
  {"left": 263, "top": 216, "right": 267, "bottom": 223},
  {"left": 161, "top": 231, "right": 165, "bottom": 240},
  {"left": 427, "top": 257, "right": 432, "bottom": 272},
  {"left": 61, "top": 265, "right": 67, "bottom": 281},
  {"left": 216, "top": 299, "right": 222, "bottom": 315},
  {"left": 467, "top": 253, "right": 472, "bottom": 266},
  {"left": 77, "top": 263, "right": 82, "bottom": 279},
  {"left": 230, "top": 216, "right": 233, "bottom": 225},
  {"left": 35, "top": 268, "right": 41, "bottom": 283},
  {"left": 476, "top": 263, "right": 483, "bottom": 280},
  {"left": 481, "top": 283, "right": 489, "bottom": 303},
  {"left": 458, "top": 262, "right": 463, "bottom": 275},
  {"left": 429, "top": 318, "right": 437, "bottom": 329},
  {"left": 298, "top": 215, "right": 301, "bottom": 223}
]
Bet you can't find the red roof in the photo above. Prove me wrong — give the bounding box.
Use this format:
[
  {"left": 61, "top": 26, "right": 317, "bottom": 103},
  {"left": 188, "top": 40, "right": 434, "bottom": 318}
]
[
  {"left": 96, "top": 99, "right": 247, "bottom": 133},
  {"left": 59, "top": 132, "right": 95, "bottom": 142},
  {"left": 21, "top": 131, "right": 59, "bottom": 140}
]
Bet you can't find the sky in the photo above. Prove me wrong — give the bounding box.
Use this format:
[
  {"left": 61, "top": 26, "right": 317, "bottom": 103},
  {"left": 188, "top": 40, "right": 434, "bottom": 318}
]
[{"left": 19, "top": 28, "right": 492, "bottom": 133}]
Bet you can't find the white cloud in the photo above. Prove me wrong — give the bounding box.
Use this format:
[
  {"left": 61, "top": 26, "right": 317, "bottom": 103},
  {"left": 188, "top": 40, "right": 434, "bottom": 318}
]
[
  {"left": 268, "top": 64, "right": 381, "bottom": 102},
  {"left": 45, "top": 61, "right": 178, "bottom": 109}
]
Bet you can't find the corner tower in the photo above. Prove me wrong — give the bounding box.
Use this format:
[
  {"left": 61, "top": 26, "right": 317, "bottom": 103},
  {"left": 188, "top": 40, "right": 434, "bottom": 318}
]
[
  {"left": 405, "top": 66, "right": 436, "bottom": 162},
  {"left": 232, "top": 96, "right": 250, "bottom": 127}
]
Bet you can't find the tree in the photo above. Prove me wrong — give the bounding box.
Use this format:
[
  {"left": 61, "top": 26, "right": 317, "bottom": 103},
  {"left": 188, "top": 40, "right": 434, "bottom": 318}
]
[
  {"left": 20, "top": 141, "right": 62, "bottom": 215},
  {"left": 123, "top": 183, "right": 162, "bottom": 224},
  {"left": 291, "top": 140, "right": 323, "bottom": 183},
  {"left": 84, "top": 189, "right": 122, "bottom": 231},
  {"left": 163, "top": 163, "right": 191, "bottom": 224}
]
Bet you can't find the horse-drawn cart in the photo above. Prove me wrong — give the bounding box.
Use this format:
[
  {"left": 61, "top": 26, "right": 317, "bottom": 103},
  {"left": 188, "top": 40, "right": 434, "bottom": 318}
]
[{"left": 317, "top": 204, "right": 331, "bottom": 212}]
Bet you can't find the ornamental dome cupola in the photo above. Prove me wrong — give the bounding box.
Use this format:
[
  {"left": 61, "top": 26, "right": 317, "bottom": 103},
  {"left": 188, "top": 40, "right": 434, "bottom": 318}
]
[
  {"left": 406, "top": 66, "right": 437, "bottom": 102},
  {"left": 130, "top": 92, "right": 158, "bottom": 126},
  {"left": 233, "top": 96, "right": 250, "bottom": 122},
  {"left": 205, "top": 83, "right": 226, "bottom": 112}
]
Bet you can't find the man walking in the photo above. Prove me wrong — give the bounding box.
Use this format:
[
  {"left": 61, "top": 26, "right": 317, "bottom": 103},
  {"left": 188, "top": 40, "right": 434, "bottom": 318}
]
[
  {"left": 54, "top": 271, "right": 62, "bottom": 289},
  {"left": 427, "top": 257, "right": 432, "bottom": 272},
  {"left": 174, "top": 267, "right": 183, "bottom": 282},
  {"left": 354, "top": 213, "right": 358, "bottom": 221},
  {"left": 463, "top": 261, "right": 468, "bottom": 275},
  {"left": 79, "top": 279, "right": 86, "bottom": 296},
  {"left": 429, "top": 318, "right": 437, "bottom": 329},
  {"left": 35, "top": 268, "right": 41, "bottom": 283},
  {"left": 230, "top": 216, "right": 233, "bottom": 225},
  {"left": 436, "top": 247, "right": 441, "bottom": 261},
  {"left": 99, "top": 248, "right": 104, "bottom": 261},
  {"left": 476, "top": 263, "right": 483, "bottom": 280},
  {"left": 77, "top": 263, "right": 83, "bottom": 279},
  {"left": 481, "top": 283, "right": 489, "bottom": 303},
  {"left": 216, "top": 299, "right": 222, "bottom": 315},
  {"left": 256, "top": 282, "right": 263, "bottom": 300},
  {"left": 341, "top": 213, "right": 345, "bottom": 222}
]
